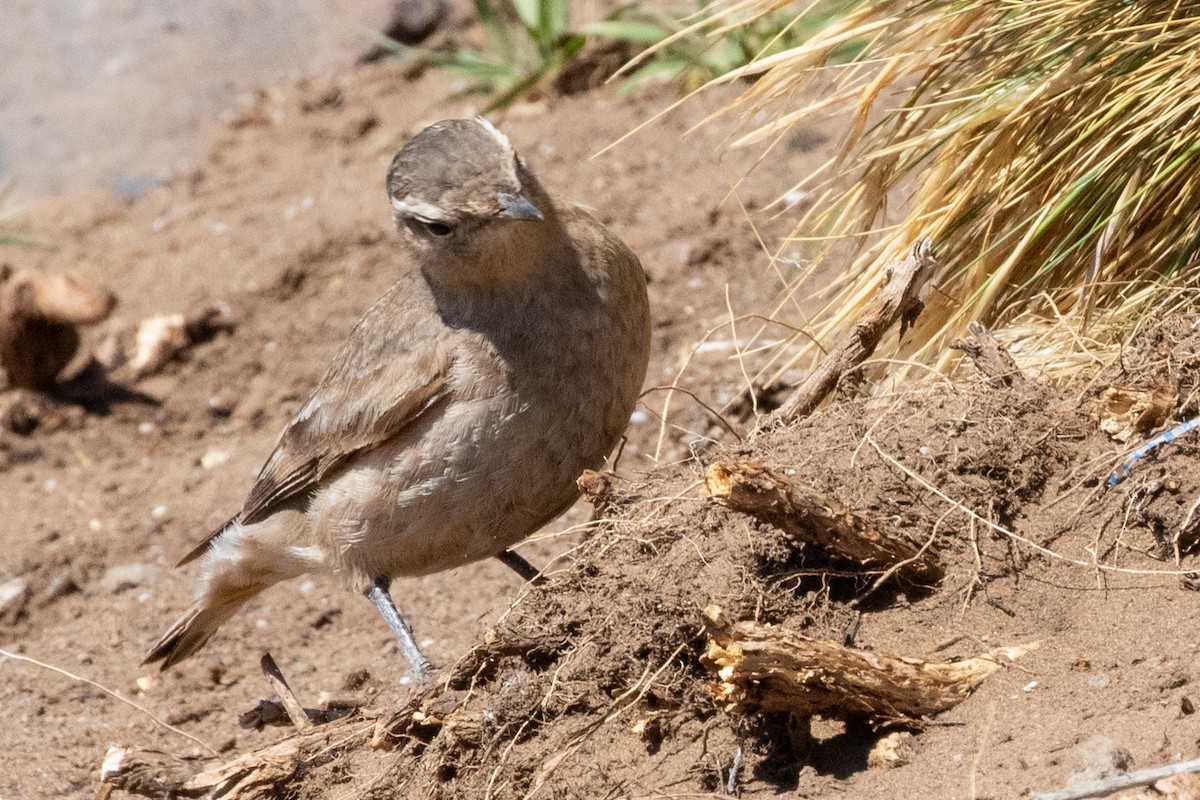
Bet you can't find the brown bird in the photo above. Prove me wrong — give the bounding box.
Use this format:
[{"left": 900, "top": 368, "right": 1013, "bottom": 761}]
[{"left": 145, "top": 118, "right": 651, "bottom": 676}]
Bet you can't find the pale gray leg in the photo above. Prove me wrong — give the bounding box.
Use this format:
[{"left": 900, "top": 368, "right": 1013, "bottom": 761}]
[
  {"left": 496, "top": 549, "right": 543, "bottom": 584},
  {"left": 365, "top": 576, "right": 433, "bottom": 677}
]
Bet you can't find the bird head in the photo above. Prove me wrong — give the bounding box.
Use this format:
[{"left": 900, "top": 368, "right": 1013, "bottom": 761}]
[{"left": 386, "top": 118, "right": 555, "bottom": 287}]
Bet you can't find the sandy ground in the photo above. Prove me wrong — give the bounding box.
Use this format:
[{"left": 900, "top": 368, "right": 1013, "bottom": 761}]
[{"left": 3, "top": 14, "right": 1200, "bottom": 800}]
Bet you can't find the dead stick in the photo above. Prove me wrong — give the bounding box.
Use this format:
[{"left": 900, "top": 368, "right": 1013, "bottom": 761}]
[
  {"left": 949, "top": 321, "right": 1024, "bottom": 387},
  {"left": 702, "top": 606, "right": 1036, "bottom": 727},
  {"left": 704, "top": 459, "right": 943, "bottom": 585},
  {"left": 774, "top": 238, "right": 937, "bottom": 423},
  {"left": 1031, "top": 756, "right": 1200, "bottom": 800},
  {"left": 261, "top": 652, "right": 310, "bottom": 731},
  {"left": 102, "top": 718, "right": 376, "bottom": 799}
]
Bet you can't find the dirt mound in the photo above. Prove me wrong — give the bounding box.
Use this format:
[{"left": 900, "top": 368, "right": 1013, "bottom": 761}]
[{"left": 98, "top": 315, "right": 1200, "bottom": 799}]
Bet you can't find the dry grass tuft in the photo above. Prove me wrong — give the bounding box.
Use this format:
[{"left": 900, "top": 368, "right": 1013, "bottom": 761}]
[{"left": 703, "top": 0, "right": 1200, "bottom": 385}]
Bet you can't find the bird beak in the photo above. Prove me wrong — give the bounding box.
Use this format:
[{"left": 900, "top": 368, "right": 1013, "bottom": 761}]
[{"left": 497, "top": 193, "right": 544, "bottom": 221}]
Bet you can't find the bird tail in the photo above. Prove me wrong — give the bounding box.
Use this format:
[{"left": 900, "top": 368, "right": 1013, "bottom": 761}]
[
  {"left": 146, "top": 515, "right": 311, "bottom": 670},
  {"left": 143, "top": 584, "right": 262, "bottom": 670}
]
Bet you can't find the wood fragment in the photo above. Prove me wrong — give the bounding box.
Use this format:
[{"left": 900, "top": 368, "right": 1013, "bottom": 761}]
[
  {"left": 950, "top": 321, "right": 1025, "bottom": 387},
  {"left": 260, "top": 653, "right": 310, "bottom": 731},
  {"left": 100, "top": 716, "right": 374, "bottom": 800},
  {"left": 0, "top": 268, "right": 116, "bottom": 390},
  {"left": 704, "top": 459, "right": 943, "bottom": 585},
  {"left": 774, "top": 238, "right": 937, "bottom": 423},
  {"left": 702, "top": 606, "right": 1037, "bottom": 728}
]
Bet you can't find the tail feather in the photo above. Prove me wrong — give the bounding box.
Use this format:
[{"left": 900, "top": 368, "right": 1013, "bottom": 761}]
[
  {"left": 143, "top": 586, "right": 259, "bottom": 670},
  {"left": 176, "top": 514, "right": 239, "bottom": 567},
  {"left": 148, "top": 515, "right": 310, "bottom": 670}
]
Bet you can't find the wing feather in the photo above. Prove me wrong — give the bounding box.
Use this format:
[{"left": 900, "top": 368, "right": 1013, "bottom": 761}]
[{"left": 240, "top": 273, "right": 455, "bottom": 526}]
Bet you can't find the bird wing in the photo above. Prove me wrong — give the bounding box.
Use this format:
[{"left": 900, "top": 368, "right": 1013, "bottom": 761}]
[
  {"left": 177, "top": 275, "right": 455, "bottom": 567},
  {"left": 240, "top": 278, "right": 455, "bottom": 526},
  {"left": 176, "top": 339, "right": 449, "bottom": 568}
]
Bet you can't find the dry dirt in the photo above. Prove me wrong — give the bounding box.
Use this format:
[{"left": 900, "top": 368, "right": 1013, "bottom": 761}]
[{"left": 3, "top": 36, "right": 1200, "bottom": 800}]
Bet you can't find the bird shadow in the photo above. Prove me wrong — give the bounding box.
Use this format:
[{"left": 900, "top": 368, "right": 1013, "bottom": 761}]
[{"left": 54, "top": 359, "right": 160, "bottom": 415}]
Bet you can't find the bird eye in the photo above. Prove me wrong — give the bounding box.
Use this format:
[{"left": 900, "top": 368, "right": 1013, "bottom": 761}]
[{"left": 406, "top": 218, "right": 453, "bottom": 238}]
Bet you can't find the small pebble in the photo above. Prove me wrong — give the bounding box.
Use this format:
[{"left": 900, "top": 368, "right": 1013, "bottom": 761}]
[
  {"left": 200, "top": 449, "right": 231, "bottom": 470},
  {"left": 41, "top": 569, "right": 78, "bottom": 603},
  {"left": 0, "top": 578, "right": 29, "bottom": 619},
  {"left": 100, "top": 563, "right": 161, "bottom": 594},
  {"left": 207, "top": 395, "right": 235, "bottom": 418},
  {"left": 783, "top": 189, "right": 810, "bottom": 209}
]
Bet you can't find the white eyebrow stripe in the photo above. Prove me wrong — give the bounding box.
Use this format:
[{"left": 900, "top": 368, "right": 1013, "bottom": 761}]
[
  {"left": 474, "top": 116, "right": 515, "bottom": 159},
  {"left": 391, "top": 196, "right": 450, "bottom": 221}
]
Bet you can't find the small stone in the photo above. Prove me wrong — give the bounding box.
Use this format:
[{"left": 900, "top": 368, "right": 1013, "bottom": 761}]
[
  {"left": 200, "top": 449, "right": 231, "bottom": 470},
  {"left": 0, "top": 578, "right": 29, "bottom": 624},
  {"left": 383, "top": 0, "right": 448, "bottom": 46},
  {"left": 207, "top": 395, "right": 235, "bottom": 419},
  {"left": 1067, "top": 735, "right": 1133, "bottom": 786},
  {"left": 868, "top": 731, "right": 918, "bottom": 769},
  {"left": 100, "top": 563, "right": 161, "bottom": 594},
  {"left": 41, "top": 568, "right": 78, "bottom": 603}
]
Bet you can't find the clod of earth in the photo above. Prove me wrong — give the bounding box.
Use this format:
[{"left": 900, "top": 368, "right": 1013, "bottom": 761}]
[{"left": 0, "top": 267, "right": 115, "bottom": 391}]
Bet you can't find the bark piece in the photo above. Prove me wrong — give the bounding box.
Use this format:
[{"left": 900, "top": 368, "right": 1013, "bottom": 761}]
[
  {"left": 950, "top": 321, "right": 1025, "bottom": 387},
  {"left": 100, "top": 716, "right": 373, "bottom": 800},
  {"left": 703, "top": 459, "right": 943, "bottom": 585},
  {"left": 775, "top": 238, "right": 937, "bottom": 423},
  {"left": 1096, "top": 385, "right": 1175, "bottom": 443},
  {"left": 702, "top": 606, "right": 1037, "bottom": 728},
  {"left": 0, "top": 268, "right": 116, "bottom": 391}
]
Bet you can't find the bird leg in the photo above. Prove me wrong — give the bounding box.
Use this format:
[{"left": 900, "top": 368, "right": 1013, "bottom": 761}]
[
  {"left": 365, "top": 576, "right": 434, "bottom": 677},
  {"left": 495, "top": 549, "right": 543, "bottom": 584}
]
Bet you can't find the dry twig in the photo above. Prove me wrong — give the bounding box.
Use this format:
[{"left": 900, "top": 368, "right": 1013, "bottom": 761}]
[
  {"left": 773, "top": 238, "right": 937, "bottom": 423},
  {"left": 0, "top": 647, "right": 218, "bottom": 757},
  {"left": 703, "top": 458, "right": 943, "bottom": 585},
  {"left": 950, "top": 322, "right": 1025, "bottom": 387}
]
